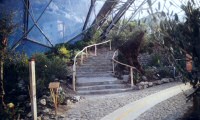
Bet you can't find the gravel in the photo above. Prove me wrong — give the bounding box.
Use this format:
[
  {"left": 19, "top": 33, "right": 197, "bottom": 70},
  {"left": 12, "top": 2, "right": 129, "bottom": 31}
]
[
  {"left": 61, "top": 81, "right": 191, "bottom": 120},
  {"left": 136, "top": 89, "right": 193, "bottom": 120}
]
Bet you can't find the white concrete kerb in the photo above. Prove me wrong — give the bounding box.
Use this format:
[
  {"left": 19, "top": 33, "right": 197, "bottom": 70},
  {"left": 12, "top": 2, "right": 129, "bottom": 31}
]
[{"left": 101, "top": 83, "right": 192, "bottom": 120}]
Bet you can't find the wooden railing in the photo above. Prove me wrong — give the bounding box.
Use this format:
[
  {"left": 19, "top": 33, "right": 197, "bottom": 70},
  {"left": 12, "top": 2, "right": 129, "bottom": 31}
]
[
  {"left": 72, "top": 40, "right": 111, "bottom": 91},
  {"left": 112, "top": 50, "right": 140, "bottom": 87}
]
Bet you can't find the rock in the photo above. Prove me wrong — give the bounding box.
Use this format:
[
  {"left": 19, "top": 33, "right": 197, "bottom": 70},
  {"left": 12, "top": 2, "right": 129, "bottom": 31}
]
[
  {"left": 40, "top": 99, "right": 46, "bottom": 106},
  {"left": 142, "top": 76, "right": 148, "bottom": 81},
  {"left": 169, "top": 78, "right": 174, "bottom": 82},
  {"left": 58, "top": 114, "right": 65, "bottom": 118},
  {"left": 73, "top": 96, "right": 81, "bottom": 102},
  {"left": 131, "top": 85, "right": 138, "bottom": 90},
  {"left": 42, "top": 116, "right": 49, "bottom": 120},
  {"left": 37, "top": 116, "right": 42, "bottom": 120},
  {"left": 161, "top": 78, "right": 170, "bottom": 83},
  {"left": 144, "top": 82, "right": 149, "bottom": 85},
  {"left": 50, "top": 114, "right": 55, "bottom": 119},
  {"left": 139, "top": 82, "right": 146, "bottom": 86},
  {"left": 58, "top": 87, "right": 63, "bottom": 94},
  {"left": 137, "top": 85, "right": 143, "bottom": 90},
  {"left": 59, "top": 79, "right": 66, "bottom": 83},
  {"left": 67, "top": 99, "right": 73, "bottom": 105},
  {"left": 43, "top": 108, "right": 50, "bottom": 113},
  {"left": 148, "top": 82, "right": 153, "bottom": 87},
  {"left": 27, "top": 112, "right": 32, "bottom": 118},
  {"left": 157, "top": 80, "right": 163, "bottom": 85},
  {"left": 17, "top": 95, "right": 27, "bottom": 101},
  {"left": 26, "top": 102, "right": 31, "bottom": 107},
  {"left": 153, "top": 75, "right": 159, "bottom": 80},
  {"left": 143, "top": 85, "right": 148, "bottom": 89},
  {"left": 54, "top": 78, "right": 59, "bottom": 81},
  {"left": 154, "top": 80, "right": 162, "bottom": 85}
]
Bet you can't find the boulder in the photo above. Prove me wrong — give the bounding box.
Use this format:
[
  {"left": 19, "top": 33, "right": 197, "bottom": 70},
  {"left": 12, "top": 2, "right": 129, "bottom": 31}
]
[
  {"left": 153, "top": 75, "right": 159, "bottom": 80},
  {"left": 154, "top": 80, "right": 162, "bottom": 85},
  {"left": 143, "top": 84, "right": 148, "bottom": 89},
  {"left": 137, "top": 85, "right": 143, "bottom": 90},
  {"left": 27, "top": 112, "right": 32, "bottom": 118},
  {"left": 141, "top": 76, "right": 148, "bottom": 81},
  {"left": 139, "top": 82, "right": 146, "bottom": 86},
  {"left": 148, "top": 82, "right": 153, "bottom": 87},
  {"left": 26, "top": 102, "right": 31, "bottom": 107},
  {"left": 67, "top": 99, "right": 73, "bottom": 105},
  {"left": 131, "top": 85, "right": 138, "bottom": 90},
  {"left": 161, "top": 78, "right": 170, "bottom": 83},
  {"left": 43, "top": 108, "right": 50, "bottom": 113},
  {"left": 40, "top": 99, "right": 46, "bottom": 106},
  {"left": 169, "top": 78, "right": 174, "bottom": 82}
]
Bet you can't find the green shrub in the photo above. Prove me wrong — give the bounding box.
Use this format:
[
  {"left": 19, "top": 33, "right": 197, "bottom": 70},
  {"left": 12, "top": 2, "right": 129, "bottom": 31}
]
[{"left": 33, "top": 53, "right": 70, "bottom": 97}]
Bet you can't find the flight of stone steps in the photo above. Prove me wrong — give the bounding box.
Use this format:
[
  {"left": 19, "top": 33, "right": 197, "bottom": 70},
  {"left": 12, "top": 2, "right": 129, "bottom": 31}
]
[{"left": 76, "top": 47, "right": 132, "bottom": 95}]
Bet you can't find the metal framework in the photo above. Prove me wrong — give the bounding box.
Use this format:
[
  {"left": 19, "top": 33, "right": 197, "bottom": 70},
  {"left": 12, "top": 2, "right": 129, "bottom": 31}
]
[
  {"left": 11, "top": 0, "right": 54, "bottom": 50},
  {"left": 92, "top": 0, "right": 119, "bottom": 30},
  {"left": 9, "top": 0, "right": 140, "bottom": 50},
  {"left": 101, "top": 0, "right": 136, "bottom": 38},
  {"left": 82, "top": 0, "right": 96, "bottom": 31}
]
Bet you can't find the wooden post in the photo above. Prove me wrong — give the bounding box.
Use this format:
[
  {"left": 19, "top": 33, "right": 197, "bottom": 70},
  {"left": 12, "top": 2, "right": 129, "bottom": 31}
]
[
  {"left": 49, "top": 82, "right": 60, "bottom": 116},
  {"left": 95, "top": 45, "right": 97, "bottom": 56},
  {"left": 72, "top": 64, "right": 76, "bottom": 91},
  {"left": 112, "top": 61, "right": 115, "bottom": 73},
  {"left": 86, "top": 48, "right": 88, "bottom": 57},
  {"left": 29, "top": 59, "right": 37, "bottom": 120},
  {"left": 81, "top": 52, "right": 83, "bottom": 64},
  {"left": 173, "top": 66, "right": 176, "bottom": 78},
  {"left": 109, "top": 40, "right": 112, "bottom": 50},
  {"left": 130, "top": 68, "right": 134, "bottom": 87}
]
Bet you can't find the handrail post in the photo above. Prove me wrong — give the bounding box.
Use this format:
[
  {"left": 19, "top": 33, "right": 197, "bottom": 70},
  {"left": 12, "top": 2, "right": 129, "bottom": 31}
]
[
  {"left": 112, "top": 61, "right": 115, "bottom": 73},
  {"left": 95, "top": 44, "right": 97, "bottom": 56},
  {"left": 109, "top": 40, "right": 111, "bottom": 50},
  {"left": 130, "top": 68, "right": 134, "bottom": 87},
  {"left": 86, "top": 48, "right": 88, "bottom": 57},
  {"left": 81, "top": 52, "right": 83, "bottom": 64},
  {"left": 72, "top": 64, "right": 76, "bottom": 91}
]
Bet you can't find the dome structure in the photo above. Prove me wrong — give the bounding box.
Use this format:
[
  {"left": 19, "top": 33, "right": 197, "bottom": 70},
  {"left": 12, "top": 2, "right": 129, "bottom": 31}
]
[{"left": 0, "top": 0, "right": 198, "bottom": 56}]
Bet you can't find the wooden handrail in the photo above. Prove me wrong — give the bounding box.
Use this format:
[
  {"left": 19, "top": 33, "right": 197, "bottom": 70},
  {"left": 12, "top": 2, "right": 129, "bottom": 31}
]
[
  {"left": 72, "top": 40, "right": 111, "bottom": 91},
  {"left": 111, "top": 50, "right": 140, "bottom": 87}
]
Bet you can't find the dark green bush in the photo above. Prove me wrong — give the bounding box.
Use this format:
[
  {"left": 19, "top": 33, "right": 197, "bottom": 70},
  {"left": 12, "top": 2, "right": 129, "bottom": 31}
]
[{"left": 33, "top": 53, "right": 69, "bottom": 97}]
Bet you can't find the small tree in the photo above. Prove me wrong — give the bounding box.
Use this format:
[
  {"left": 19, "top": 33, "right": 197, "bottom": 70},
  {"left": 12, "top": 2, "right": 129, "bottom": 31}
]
[{"left": 0, "top": 11, "right": 17, "bottom": 108}]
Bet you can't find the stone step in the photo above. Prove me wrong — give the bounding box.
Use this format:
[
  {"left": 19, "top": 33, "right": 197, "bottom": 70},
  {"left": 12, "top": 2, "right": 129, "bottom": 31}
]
[
  {"left": 82, "top": 60, "right": 112, "bottom": 65},
  {"left": 77, "top": 77, "right": 124, "bottom": 86},
  {"left": 77, "top": 88, "right": 133, "bottom": 95},
  {"left": 77, "top": 84, "right": 130, "bottom": 91},
  {"left": 77, "top": 73, "right": 113, "bottom": 77},
  {"left": 77, "top": 63, "right": 112, "bottom": 68},
  {"left": 77, "top": 69, "right": 112, "bottom": 72},
  {"left": 77, "top": 71, "right": 112, "bottom": 74}
]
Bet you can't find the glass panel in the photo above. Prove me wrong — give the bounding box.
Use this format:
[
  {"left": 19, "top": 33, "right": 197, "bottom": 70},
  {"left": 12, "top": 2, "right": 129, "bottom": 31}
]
[
  {"left": 87, "top": 0, "right": 105, "bottom": 29},
  {"left": 15, "top": 40, "right": 50, "bottom": 57},
  {"left": 28, "top": 0, "right": 90, "bottom": 45}
]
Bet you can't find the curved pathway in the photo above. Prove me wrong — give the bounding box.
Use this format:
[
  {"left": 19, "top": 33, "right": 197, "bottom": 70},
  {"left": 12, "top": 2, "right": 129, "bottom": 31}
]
[
  {"left": 101, "top": 83, "right": 192, "bottom": 120},
  {"left": 63, "top": 82, "right": 192, "bottom": 120}
]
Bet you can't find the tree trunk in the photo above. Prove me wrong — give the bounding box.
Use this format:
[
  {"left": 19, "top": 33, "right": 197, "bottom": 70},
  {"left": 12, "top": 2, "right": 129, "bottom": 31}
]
[
  {"left": 0, "top": 59, "right": 5, "bottom": 108},
  {"left": 0, "top": 37, "right": 7, "bottom": 109}
]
